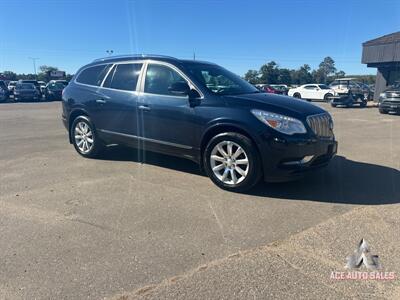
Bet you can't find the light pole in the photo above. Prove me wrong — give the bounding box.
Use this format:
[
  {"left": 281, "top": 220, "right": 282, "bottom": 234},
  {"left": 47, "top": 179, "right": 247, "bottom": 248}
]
[
  {"left": 106, "top": 50, "right": 114, "bottom": 56},
  {"left": 28, "top": 57, "right": 39, "bottom": 78}
]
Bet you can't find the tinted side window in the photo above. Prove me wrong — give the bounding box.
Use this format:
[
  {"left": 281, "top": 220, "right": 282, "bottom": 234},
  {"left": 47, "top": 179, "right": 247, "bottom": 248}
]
[
  {"left": 76, "top": 64, "right": 112, "bottom": 86},
  {"left": 103, "top": 63, "right": 142, "bottom": 91},
  {"left": 144, "top": 64, "right": 186, "bottom": 96}
]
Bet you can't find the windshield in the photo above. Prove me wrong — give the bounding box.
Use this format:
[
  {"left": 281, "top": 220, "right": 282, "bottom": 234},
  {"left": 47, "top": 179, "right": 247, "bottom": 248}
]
[
  {"left": 16, "top": 83, "right": 35, "bottom": 89},
  {"left": 318, "top": 84, "right": 330, "bottom": 89},
  {"left": 47, "top": 82, "right": 65, "bottom": 90},
  {"left": 184, "top": 63, "right": 259, "bottom": 95},
  {"left": 387, "top": 82, "right": 400, "bottom": 90}
]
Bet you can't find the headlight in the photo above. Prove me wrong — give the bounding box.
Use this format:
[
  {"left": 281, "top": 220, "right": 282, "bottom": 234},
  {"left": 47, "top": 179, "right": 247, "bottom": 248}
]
[
  {"left": 251, "top": 109, "right": 307, "bottom": 135},
  {"left": 379, "top": 93, "right": 386, "bottom": 98}
]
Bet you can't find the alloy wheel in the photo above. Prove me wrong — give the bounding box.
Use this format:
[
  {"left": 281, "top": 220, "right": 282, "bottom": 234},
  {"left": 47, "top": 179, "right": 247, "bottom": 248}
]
[
  {"left": 74, "top": 121, "right": 94, "bottom": 153},
  {"left": 210, "top": 141, "right": 249, "bottom": 185}
]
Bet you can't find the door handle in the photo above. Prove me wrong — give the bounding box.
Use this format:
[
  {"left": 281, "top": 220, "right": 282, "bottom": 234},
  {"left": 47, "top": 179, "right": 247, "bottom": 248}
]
[
  {"left": 138, "top": 105, "right": 151, "bottom": 111},
  {"left": 95, "top": 99, "right": 107, "bottom": 104}
]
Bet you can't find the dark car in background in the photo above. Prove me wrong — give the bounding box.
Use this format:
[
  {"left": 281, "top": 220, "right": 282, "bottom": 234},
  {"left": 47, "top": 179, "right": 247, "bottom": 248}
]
[
  {"left": 18, "top": 80, "right": 43, "bottom": 97},
  {"left": 0, "top": 80, "right": 10, "bottom": 100},
  {"left": 0, "top": 86, "right": 7, "bottom": 102},
  {"left": 45, "top": 81, "right": 65, "bottom": 101},
  {"left": 62, "top": 55, "right": 337, "bottom": 192},
  {"left": 270, "top": 84, "right": 289, "bottom": 95},
  {"left": 257, "top": 84, "right": 285, "bottom": 95},
  {"left": 379, "top": 83, "right": 400, "bottom": 114},
  {"left": 14, "top": 83, "right": 41, "bottom": 102}
]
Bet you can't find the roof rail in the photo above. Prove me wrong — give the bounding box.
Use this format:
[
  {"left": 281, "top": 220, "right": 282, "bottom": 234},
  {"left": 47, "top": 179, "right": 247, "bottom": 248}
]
[{"left": 92, "top": 54, "right": 178, "bottom": 62}]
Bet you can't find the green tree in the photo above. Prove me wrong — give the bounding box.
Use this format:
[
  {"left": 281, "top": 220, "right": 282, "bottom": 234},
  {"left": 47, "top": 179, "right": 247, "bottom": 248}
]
[
  {"left": 2, "top": 71, "right": 17, "bottom": 81},
  {"left": 37, "top": 65, "right": 60, "bottom": 82},
  {"left": 277, "top": 68, "right": 292, "bottom": 85},
  {"left": 259, "top": 61, "right": 279, "bottom": 84},
  {"left": 314, "top": 56, "right": 337, "bottom": 83},
  {"left": 335, "top": 70, "right": 346, "bottom": 78},
  {"left": 244, "top": 70, "right": 260, "bottom": 84},
  {"left": 293, "top": 64, "right": 313, "bottom": 84}
]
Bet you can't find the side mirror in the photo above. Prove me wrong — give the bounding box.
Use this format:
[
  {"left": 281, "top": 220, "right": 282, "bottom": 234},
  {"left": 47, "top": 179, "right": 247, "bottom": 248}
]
[{"left": 168, "top": 82, "right": 190, "bottom": 95}]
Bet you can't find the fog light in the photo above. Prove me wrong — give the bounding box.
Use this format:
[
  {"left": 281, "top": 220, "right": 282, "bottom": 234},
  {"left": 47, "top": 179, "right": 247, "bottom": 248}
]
[
  {"left": 283, "top": 155, "right": 314, "bottom": 166},
  {"left": 301, "top": 155, "right": 314, "bottom": 163}
]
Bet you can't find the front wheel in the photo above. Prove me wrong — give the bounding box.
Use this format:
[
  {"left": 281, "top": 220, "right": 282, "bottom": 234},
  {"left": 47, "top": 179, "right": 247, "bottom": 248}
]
[
  {"left": 203, "top": 132, "right": 262, "bottom": 192},
  {"left": 360, "top": 100, "right": 367, "bottom": 108},
  {"left": 324, "top": 93, "right": 333, "bottom": 101},
  {"left": 71, "top": 116, "right": 104, "bottom": 158}
]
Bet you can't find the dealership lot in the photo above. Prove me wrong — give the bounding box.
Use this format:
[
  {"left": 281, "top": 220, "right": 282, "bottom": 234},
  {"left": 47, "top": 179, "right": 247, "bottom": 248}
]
[{"left": 0, "top": 102, "right": 399, "bottom": 299}]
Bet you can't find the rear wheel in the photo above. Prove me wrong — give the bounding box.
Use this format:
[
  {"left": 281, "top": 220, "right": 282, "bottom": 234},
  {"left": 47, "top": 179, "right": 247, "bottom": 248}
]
[
  {"left": 204, "top": 132, "right": 261, "bottom": 192},
  {"left": 293, "top": 93, "right": 301, "bottom": 99},
  {"left": 331, "top": 103, "right": 337, "bottom": 107},
  {"left": 71, "top": 116, "right": 104, "bottom": 158},
  {"left": 360, "top": 100, "right": 367, "bottom": 108}
]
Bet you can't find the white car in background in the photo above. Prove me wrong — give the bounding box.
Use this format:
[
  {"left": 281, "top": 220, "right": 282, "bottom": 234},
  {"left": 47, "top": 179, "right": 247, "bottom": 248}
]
[
  {"left": 38, "top": 81, "right": 47, "bottom": 94},
  {"left": 288, "top": 84, "right": 336, "bottom": 101}
]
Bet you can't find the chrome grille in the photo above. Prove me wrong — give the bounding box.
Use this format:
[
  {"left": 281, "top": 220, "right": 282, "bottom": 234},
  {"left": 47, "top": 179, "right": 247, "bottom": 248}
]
[
  {"left": 386, "top": 92, "right": 400, "bottom": 98},
  {"left": 307, "top": 113, "right": 333, "bottom": 138}
]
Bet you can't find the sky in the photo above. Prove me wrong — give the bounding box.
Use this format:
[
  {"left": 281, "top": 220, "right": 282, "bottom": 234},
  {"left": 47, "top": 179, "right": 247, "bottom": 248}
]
[{"left": 0, "top": 0, "right": 399, "bottom": 76}]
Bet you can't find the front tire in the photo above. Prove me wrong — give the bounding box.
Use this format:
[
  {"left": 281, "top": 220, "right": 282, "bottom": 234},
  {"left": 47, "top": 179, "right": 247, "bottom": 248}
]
[
  {"left": 324, "top": 93, "right": 333, "bottom": 101},
  {"left": 71, "top": 116, "right": 104, "bottom": 158},
  {"left": 203, "top": 132, "right": 261, "bottom": 192},
  {"left": 379, "top": 108, "right": 388, "bottom": 114}
]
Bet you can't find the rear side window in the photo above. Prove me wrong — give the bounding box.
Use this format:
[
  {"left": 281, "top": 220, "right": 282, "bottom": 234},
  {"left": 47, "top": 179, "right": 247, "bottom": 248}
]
[
  {"left": 304, "top": 85, "right": 317, "bottom": 89},
  {"left": 103, "top": 63, "right": 142, "bottom": 91},
  {"left": 76, "top": 64, "right": 112, "bottom": 86}
]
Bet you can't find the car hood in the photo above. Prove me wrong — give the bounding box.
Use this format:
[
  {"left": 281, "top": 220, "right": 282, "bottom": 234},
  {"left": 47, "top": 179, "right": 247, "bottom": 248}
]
[
  {"left": 17, "top": 89, "right": 36, "bottom": 92},
  {"left": 224, "top": 92, "right": 326, "bottom": 118}
]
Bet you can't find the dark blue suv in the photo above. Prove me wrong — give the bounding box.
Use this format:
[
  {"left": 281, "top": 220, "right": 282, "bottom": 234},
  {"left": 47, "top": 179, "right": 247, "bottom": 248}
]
[{"left": 62, "top": 55, "right": 337, "bottom": 191}]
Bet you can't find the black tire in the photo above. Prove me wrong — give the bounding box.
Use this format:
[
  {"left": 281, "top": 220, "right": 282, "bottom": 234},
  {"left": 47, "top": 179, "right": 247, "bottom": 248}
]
[
  {"left": 331, "top": 103, "right": 337, "bottom": 107},
  {"left": 293, "top": 93, "right": 301, "bottom": 99},
  {"left": 379, "top": 108, "right": 388, "bottom": 114},
  {"left": 360, "top": 100, "right": 367, "bottom": 108},
  {"left": 71, "top": 115, "right": 104, "bottom": 158},
  {"left": 203, "top": 132, "right": 262, "bottom": 192},
  {"left": 324, "top": 93, "right": 333, "bottom": 101}
]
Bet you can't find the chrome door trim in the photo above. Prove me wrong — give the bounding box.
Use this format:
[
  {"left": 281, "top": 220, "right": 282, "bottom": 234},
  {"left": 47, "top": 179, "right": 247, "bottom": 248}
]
[{"left": 99, "top": 129, "right": 193, "bottom": 150}]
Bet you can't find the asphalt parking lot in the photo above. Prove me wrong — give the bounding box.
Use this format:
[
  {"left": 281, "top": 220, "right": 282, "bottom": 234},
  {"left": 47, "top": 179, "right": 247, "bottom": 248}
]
[{"left": 0, "top": 101, "right": 399, "bottom": 299}]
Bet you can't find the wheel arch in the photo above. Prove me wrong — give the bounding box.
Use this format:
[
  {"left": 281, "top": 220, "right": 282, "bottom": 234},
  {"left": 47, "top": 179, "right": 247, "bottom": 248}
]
[
  {"left": 68, "top": 108, "right": 90, "bottom": 143},
  {"left": 200, "top": 123, "right": 262, "bottom": 171}
]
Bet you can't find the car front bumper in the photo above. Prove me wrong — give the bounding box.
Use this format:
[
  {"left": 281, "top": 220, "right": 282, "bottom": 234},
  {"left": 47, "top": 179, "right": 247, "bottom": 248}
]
[
  {"left": 15, "top": 95, "right": 40, "bottom": 101},
  {"left": 258, "top": 135, "right": 337, "bottom": 182},
  {"left": 380, "top": 100, "right": 400, "bottom": 112}
]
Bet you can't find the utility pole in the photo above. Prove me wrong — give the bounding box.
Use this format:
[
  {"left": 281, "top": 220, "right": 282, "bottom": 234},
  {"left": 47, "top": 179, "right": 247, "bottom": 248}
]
[
  {"left": 28, "top": 57, "right": 39, "bottom": 78},
  {"left": 193, "top": 50, "right": 196, "bottom": 61},
  {"left": 106, "top": 50, "right": 114, "bottom": 56}
]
